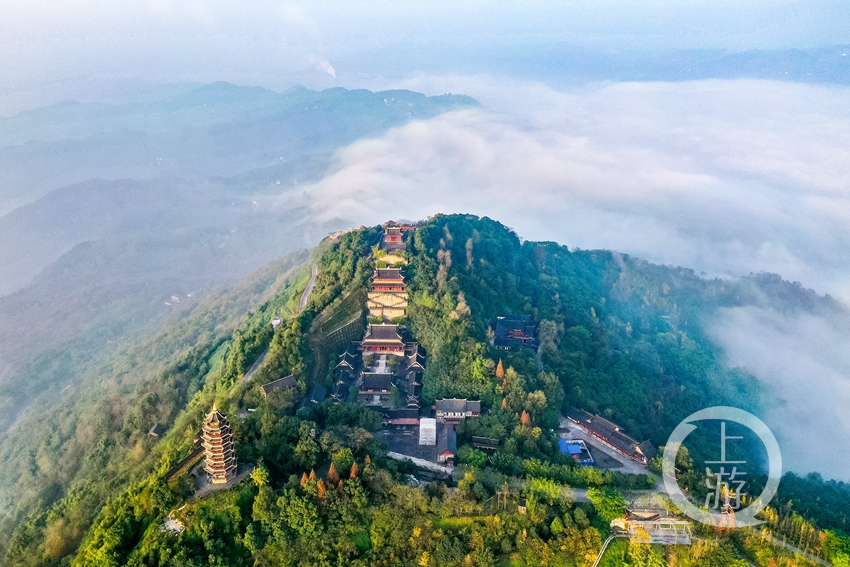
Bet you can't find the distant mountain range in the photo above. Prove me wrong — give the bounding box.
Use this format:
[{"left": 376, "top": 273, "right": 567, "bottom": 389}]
[
  {"left": 337, "top": 43, "right": 850, "bottom": 86},
  {"left": 0, "top": 84, "right": 476, "bottom": 434}
]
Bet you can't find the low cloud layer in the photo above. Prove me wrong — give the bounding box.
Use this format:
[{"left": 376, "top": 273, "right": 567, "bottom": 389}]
[
  {"left": 708, "top": 306, "right": 850, "bottom": 480},
  {"left": 293, "top": 78, "right": 850, "bottom": 302},
  {"left": 284, "top": 77, "right": 850, "bottom": 478}
]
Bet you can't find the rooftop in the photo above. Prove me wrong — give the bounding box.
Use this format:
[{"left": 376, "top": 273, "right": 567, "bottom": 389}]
[
  {"left": 364, "top": 324, "right": 403, "bottom": 342},
  {"left": 362, "top": 373, "right": 393, "bottom": 391},
  {"left": 303, "top": 385, "right": 327, "bottom": 408},
  {"left": 493, "top": 315, "right": 539, "bottom": 349},
  {"left": 375, "top": 268, "right": 404, "bottom": 281},
  {"left": 260, "top": 374, "right": 297, "bottom": 397},
  {"left": 204, "top": 404, "right": 229, "bottom": 426},
  {"left": 437, "top": 424, "right": 457, "bottom": 455},
  {"left": 435, "top": 398, "right": 481, "bottom": 413},
  {"left": 568, "top": 407, "right": 653, "bottom": 458}
]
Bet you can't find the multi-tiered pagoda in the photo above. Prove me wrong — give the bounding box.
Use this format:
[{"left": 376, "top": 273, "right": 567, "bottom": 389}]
[{"left": 202, "top": 404, "right": 237, "bottom": 484}]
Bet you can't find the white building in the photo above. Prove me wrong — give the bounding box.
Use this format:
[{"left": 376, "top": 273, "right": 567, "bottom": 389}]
[{"left": 419, "top": 418, "right": 437, "bottom": 445}]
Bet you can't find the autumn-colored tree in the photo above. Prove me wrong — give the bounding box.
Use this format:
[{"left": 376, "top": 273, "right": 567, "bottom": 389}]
[
  {"left": 337, "top": 480, "right": 345, "bottom": 494},
  {"left": 327, "top": 462, "right": 340, "bottom": 484},
  {"left": 309, "top": 469, "right": 317, "bottom": 480},
  {"left": 300, "top": 472, "right": 308, "bottom": 486},
  {"left": 365, "top": 455, "right": 372, "bottom": 465},
  {"left": 317, "top": 480, "right": 327, "bottom": 498},
  {"left": 496, "top": 359, "right": 505, "bottom": 379},
  {"left": 501, "top": 398, "right": 507, "bottom": 410},
  {"left": 520, "top": 410, "right": 532, "bottom": 427},
  {"left": 350, "top": 461, "right": 359, "bottom": 479}
]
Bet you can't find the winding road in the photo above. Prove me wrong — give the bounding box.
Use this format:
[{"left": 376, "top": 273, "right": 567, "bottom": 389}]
[
  {"left": 237, "top": 264, "right": 318, "bottom": 389},
  {"left": 300, "top": 264, "right": 318, "bottom": 312}
]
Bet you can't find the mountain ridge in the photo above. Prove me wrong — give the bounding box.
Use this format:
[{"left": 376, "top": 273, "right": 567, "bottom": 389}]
[{"left": 3, "top": 214, "right": 849, "bottom": 566}]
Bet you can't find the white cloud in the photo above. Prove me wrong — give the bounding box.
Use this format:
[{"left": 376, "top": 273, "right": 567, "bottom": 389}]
[
  {"left": 281, "top": 76, "right": 850, "bottom": 477},
  {"left": 708, "top": 306, "right": 850, "bottom": 480},
  {"left": 317, "top": 60, "right": 336, "bottom": 78},
  {"left": 292, "top": 78, "right": 850, "bottom": 303}
]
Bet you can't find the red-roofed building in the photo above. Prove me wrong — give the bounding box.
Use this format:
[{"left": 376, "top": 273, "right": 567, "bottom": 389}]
[{"left": 361, "top": 324, "right": 405, "bottom": 354}]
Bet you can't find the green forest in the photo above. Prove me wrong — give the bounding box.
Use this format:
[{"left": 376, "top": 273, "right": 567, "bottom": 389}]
[{"left": 2, "top": 214, "right": 850, "bottom": 567}]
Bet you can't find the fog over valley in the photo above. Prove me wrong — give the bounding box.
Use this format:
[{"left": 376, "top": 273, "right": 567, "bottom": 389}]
[
  {"left": 2, "top": 76, "right": 850, "bottom": 480},
  {"left": 2, "top": 4, "right": 850, "bottom": 563}
]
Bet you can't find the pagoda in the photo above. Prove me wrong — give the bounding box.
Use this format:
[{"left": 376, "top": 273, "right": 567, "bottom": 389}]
[{"left": 202, "top": 404, "right": 237, "bottom": 484}]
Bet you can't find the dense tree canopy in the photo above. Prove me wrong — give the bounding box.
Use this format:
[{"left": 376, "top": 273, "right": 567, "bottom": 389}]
[{"left": 3, "top": 215, "right": 849, "bottom": 567}]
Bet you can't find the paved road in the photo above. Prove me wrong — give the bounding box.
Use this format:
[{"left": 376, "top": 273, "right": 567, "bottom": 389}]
[
  {"left": 240, "top": 347, "right": 268, "bottom": 385},
  {"left": 300, "top": 264, "right": 318, "bottom": 312}
]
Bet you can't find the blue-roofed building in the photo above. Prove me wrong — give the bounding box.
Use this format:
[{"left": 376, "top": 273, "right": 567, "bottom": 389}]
[{"left": 559, "top": 438, "right": 595, "bottom": 465}]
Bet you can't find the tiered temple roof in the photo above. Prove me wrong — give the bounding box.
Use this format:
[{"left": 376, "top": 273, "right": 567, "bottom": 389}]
[
  {"left": 371, "top": 268, "right": 406, "bottom": 291},
  {"left": 381, "top": 225, "right": 407, "bottom": 252},
  {"left": 368, "top": 267, "right": 408, "bottom": 319},
  {"left": 336, "top": 345, "right": 358, "bottom": 369},
  {"left": 361, "top": 324, "right": 405, "bottom": 353},
  {"left": 202, "top": 405, "right": 237, "bottom": 485},
  {"left": 408, "top": 344, "right": 426, "bottom": 369}
]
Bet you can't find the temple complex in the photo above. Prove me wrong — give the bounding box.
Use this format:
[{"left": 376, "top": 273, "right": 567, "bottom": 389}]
[
  {"left": 333, "top": 224, "right": 427, "bottom": 414},
  {"left": 202, "top": 405, "right": 237, "bottom": 485}
]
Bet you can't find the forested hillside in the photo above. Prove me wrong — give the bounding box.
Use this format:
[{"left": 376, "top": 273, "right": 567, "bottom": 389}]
[
  {"left": 3, "top": 215, "right": 850, "bottom": 567},
  {"left": 0, "top": 249, "right": 314, "bottom": 562}
]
